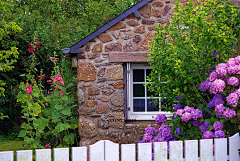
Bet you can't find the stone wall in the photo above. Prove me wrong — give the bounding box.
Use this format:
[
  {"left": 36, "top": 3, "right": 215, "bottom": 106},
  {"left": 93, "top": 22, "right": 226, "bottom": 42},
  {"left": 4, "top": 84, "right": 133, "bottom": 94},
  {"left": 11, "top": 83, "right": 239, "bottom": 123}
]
[{"left": 76, "top": 0, "right": 240, "bottom": 146}]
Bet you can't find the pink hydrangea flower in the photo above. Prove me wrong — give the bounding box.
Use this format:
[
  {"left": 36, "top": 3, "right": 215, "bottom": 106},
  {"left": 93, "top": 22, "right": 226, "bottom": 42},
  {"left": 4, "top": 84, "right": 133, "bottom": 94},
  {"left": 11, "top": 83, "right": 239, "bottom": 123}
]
[
  {"left": 210, "top": 79, "right": 225, "bottom": 94},
  {"left": 227, "top": 77, "right": 239, "bottom": 86},
  {"left": 61, "top": 90, "right": 64, "bottom": 92},
  {"left": 181, "top": 112, "right": 192, "bottom": 122},
  {"left": 235, "top": 56, "right": 240, "bottom": 65},
  {"left": 209, "top": 71, "right": 218, "bottom": 82},
  {"left": 183, "top": 106, "right": 194, "bottom": 113},
  {"left": 216, "top": 63, "right": 227, "bottom": 77},
  {"left": 227, "top": 58, "right": 236, "bottom": 67},
  {"left": 223, "top": 108, "right": 236, "bottom": 119},
  {"left": 215, "top": 104, "right": 226, "bottom": 116},
  {"left": 226, "top": 93, "right": 239, "bottom": 107},
  {"left": 227, "top": 66, "right": 236, "bottom": 75}
]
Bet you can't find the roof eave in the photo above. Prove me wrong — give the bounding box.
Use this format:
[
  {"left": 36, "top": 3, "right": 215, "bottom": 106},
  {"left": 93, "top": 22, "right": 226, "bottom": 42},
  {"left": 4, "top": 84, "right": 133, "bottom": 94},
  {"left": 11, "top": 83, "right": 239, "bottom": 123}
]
[{"left": 67, "top": 0, "right": 152, "bottom": 54}]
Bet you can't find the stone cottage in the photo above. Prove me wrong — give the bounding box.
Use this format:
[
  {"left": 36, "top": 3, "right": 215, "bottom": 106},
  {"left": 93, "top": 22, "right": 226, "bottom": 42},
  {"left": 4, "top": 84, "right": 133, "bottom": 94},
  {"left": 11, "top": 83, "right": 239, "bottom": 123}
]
[{"left": 61, "top": 0, "right": 240, "bottom": 146}]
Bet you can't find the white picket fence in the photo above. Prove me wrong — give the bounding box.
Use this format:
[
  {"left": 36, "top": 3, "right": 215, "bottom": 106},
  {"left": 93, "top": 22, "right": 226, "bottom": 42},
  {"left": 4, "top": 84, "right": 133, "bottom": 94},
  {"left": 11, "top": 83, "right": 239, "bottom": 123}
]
[{"left": 0, "top": 133, "right": 239, "bottom": 161}]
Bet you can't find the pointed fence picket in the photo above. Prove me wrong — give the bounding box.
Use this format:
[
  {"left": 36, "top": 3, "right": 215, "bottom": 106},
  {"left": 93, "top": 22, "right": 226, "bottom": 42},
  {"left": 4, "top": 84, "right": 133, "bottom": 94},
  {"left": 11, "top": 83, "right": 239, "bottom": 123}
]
[{"left": 0, "top": 133, "right": 239, "bottom": 161}]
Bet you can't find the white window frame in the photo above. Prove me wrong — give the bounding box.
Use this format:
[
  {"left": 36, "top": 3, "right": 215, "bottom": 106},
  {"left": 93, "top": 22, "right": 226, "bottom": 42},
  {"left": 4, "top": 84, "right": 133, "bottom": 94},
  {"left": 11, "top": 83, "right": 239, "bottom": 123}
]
[{"left": 126, "top": 63, "right": 172, "bottom": 120}]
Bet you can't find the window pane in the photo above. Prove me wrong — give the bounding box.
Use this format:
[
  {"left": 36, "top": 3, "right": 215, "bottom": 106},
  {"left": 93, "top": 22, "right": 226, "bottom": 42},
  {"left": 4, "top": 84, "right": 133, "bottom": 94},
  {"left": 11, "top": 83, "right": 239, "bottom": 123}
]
[
  {"left": 133, "top": 69, "right": 144, "bottom": 82},
  {"left": 147, "top": 88, "right": 158, "bottom": 97},
  {"left": 147, "top": 99, "right": 159, "bottom": 111},
  {"left": 146, "top": 69, "right": 152, "bottom": 82},
  {"left": 133, "top": 84, "right": 145, "bottom": 97},
  {"left": 133, "top": 99, "right": 145, "bottom": 112}
]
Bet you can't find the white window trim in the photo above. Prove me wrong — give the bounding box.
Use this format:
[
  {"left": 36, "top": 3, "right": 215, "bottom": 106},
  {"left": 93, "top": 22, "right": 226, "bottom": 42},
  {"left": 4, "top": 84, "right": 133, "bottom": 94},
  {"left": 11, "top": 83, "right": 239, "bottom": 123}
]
[{"left": 126, "top": 63, "right": 172, "bottom": 121}]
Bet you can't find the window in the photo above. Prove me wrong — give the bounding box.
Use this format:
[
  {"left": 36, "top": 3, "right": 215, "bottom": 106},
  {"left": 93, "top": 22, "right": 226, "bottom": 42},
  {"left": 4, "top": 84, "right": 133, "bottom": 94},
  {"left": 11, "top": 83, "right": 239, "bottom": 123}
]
[{"left": 126, "top": 63, "right": 172, "bottom": 120}]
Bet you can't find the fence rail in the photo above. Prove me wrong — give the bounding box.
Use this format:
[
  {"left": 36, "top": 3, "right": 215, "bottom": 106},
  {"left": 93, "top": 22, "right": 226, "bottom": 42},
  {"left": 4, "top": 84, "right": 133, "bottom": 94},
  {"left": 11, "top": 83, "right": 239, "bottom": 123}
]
[{"left": 0, "top": 133, "right": 239, "bottom": 161}]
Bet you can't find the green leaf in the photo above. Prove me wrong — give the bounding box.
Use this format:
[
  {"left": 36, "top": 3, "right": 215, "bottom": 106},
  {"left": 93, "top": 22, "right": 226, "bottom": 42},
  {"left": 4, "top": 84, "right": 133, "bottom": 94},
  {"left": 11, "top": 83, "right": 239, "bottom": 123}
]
[
  {"left": 54, "top": 104, "right": 62, "bottom": 110},
  {"left": 33, "top": 118, "right": 49, "bottom": 130},
  {"left": 62, "top": 108, "right": 71, "bottom": 116},
  {"left": 32, "top": 103, "right": 41, "bottom": 116},
  {"left": 18, "top": 130, "right": 26, "bottom": 137}
]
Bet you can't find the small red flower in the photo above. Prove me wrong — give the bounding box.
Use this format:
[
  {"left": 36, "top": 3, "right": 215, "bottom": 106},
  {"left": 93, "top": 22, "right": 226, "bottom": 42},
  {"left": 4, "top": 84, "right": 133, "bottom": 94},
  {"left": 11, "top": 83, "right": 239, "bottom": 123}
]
[
  {"left": 37, "top": 75, "right": 39, "bottom": 79},
  {"left": 28, "top": 42, "right": 34, "bottom": 52},
  {"left": 42, "top": 74, "right": 45, "bottom": 80}
]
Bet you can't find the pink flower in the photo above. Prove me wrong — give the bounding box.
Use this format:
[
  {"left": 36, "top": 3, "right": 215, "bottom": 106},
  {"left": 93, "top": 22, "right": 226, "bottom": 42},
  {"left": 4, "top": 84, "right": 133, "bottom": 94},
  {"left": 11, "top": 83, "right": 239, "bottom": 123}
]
[
  {"left": 53, "top": 77, "right": 58, "bottom": 83},
  {"left": 28, "top": 42, "right": 34, "bottom": 52},
  {"left": 25, "top": 85, "right": 32, "bottom": 94},
  {"left": 50, "top": 57, "right": 54, "bottom": 62},
  {"left": 42, "top": 74, "right": 45, "bottom": 80},
  {"left": 57, "top": 75, "right": 62, "bottom": 80},
  {"left": 37, "top": 75, "right": 39, "bottom": 79},
  {"left": 55, "top": 84, "right": 59, "bottom": 90},
  {"left": 45, "top": 103, "right": 48, "bottom": 106},
  {"left": 47, "top": 80, "right": 50, "bottom": 84},
  {"left": 45, "top": 143, "right": 50, "bottom": 149},
  {"left": 61, "top": 90, "right": 64, "bottom": 92},
  {"left": 35, "top": 41, "right": 39, "bottom": 51},
  {"left": 60, "top": 79, "right": 64, "bottom": 85},
  {"left": 50, "top": 57, "right": 59, "bottom": 62},
  {"left": 62, "top": 93, "right": 64, "bottom": 96}
]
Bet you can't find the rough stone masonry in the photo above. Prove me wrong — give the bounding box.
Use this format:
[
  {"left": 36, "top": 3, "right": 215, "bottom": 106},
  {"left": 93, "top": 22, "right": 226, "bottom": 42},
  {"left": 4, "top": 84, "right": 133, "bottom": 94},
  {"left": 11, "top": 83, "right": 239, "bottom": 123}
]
[{"left": 76, "top": 0, "right": 240, "bottom": 146}]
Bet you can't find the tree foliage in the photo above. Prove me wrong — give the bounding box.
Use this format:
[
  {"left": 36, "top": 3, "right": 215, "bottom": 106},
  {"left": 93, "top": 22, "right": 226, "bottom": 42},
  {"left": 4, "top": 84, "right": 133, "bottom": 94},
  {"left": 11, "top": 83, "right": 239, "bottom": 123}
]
[
  {"left": 0, "top": 0, "right": 141, "bottom": 135},
  {"left": 148, "top": 0, "right": 240, "bottom": 111}
]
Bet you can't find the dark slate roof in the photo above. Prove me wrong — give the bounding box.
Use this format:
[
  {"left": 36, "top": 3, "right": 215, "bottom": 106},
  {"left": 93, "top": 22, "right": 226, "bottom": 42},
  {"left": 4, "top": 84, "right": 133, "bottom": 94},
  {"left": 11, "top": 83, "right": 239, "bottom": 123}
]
[{"left": 62, "top": 0, "right": 152, "bottom": 55}]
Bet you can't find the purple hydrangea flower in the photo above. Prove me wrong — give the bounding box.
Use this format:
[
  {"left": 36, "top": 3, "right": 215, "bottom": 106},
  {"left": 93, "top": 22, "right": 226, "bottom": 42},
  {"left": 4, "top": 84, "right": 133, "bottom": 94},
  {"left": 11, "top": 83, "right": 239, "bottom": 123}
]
[
  {"left": 142, "top": 133, "right": 152, "bottom": 143},
  {"left": 209, "top": 71, "right": 218, "bottom": 82},
  {"left": 210, "top": 79, "right": 225, "bottom": 94},
  {"left": 215, "top": 130, "right": 225, "bottom": 138},
  {"left": 176, "top": 127, "right": 181, "bottom": 135},
  {"left": 199, "top": 122, "right": 211, "bottom": 133},
  {"left": 213, "top": 98, "right": 224, "bottom": 106},
  {"left": 145, "top": 126, "right": 156, "bottom": 137},
  {"left": 227, "top": 66, "right": 237, "bottom": 75},
  {"left": 200, "top": 79, "right": 212, "bottom": 92},
  {"left": 184, "top": 106, "right": 194, "bottom": 113},
  {"left": 139, "top": 140, "right": 144, "bottom": 143},
  {"left": 202, "top": 131, "right": 215, "bottom": 139},
  {"left": 215, "top": 104, "right": 226, "bottom": 116},
  {"left": 223, "top": 108, "right": 236, "bottom": 119},
  {"left": 159, "top": 125, "right": 171, "bottom": 134},
  {"left": 174, "top": 104, "right": 182, "bottom": 111},
  {"left": 216, "top": 64, "right": 227, "bottom": 77},
  {"left": 181, "top": 112, "right": 192, "bottom": 122},
  {"left": 213, "top": 94, "right": 224, "bottom": 100},
  {"left": 227, "top": 77, "right": 239, "bottom": 86},
  {"left": 226, "top": 93, "right": 239, "bottom": 107},
  {"left": 207, "top": 100, "right": 215, "bottom": 108},
  {"left": 155, "top": 114, "right": 167, "bottom": 125},
  {"left": 191, "top": 120, "right": 202, "bottom": 126},
  {"left": 213, "top": 121, "right": 223, "bottom": 131},
  {"left": 159, "top": 125, "right": 173, "bottom": 141},
  {"left": 191, "top": 109, "right": 203, "bottom": 120},
  {"left": 234, "top": 56, "right": 240, "bottom": 65},
  {"left": 175, "top": 109, "right": 184, "bottom": 117}
]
